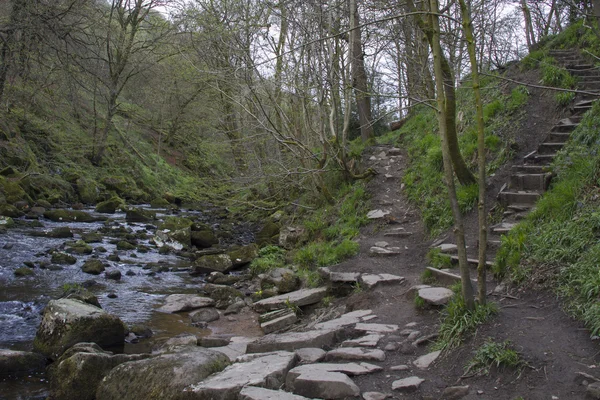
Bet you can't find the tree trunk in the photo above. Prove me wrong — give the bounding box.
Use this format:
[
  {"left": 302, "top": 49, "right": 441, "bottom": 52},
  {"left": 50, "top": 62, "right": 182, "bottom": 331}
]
[
  {"left": 349, "top": 0, "right": 374, "bottom": 143},
  {"left": 594, "top": 0, "right": 600, "bottom": 18},
  {"left": 521, "top": 0, "right": 536, "bottom": 49},
  {"left": 458, "top": 0, "right": 487, "bottom": 304},
  {"left": 430, "top": 0, "right": 474, "bottom": 310}
]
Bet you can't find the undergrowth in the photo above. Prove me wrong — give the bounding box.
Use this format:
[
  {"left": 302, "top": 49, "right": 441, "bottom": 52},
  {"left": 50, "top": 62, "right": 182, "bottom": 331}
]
[
  {"left": 465, "top": 339, "right": 523, "bottom": 376},
  {"left": 382, "top": 76, "right": 528, "bottom": 236}
]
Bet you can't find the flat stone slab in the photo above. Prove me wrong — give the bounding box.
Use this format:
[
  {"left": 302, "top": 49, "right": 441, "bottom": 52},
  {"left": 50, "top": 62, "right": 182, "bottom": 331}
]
[
  {"left": 354, "top": 323, "right": 399, "bottom": 333},
  {"left": 295, "top": 348, "right": 326, "bottom": 364},
  {"left": 369, "top": 247, "right": 401, "bottom": 256},
  {"left": 261, "top": 312, "right": 298, "bottom": 334},
  {"left": 392, "top": 376, "right": 425, "bottom": 392},
  {"left": 239, "top": 387, "right": 311, "bottom": 400},
  {"left": 330, "top": 272, "right": 361, "bottom": 283},
  {"left": 289, "top": 362, "right": 382, "bottom": 377},
  {"left": 342, "top": 334, "right": 383, "bottom": 348},
  {"left": 384, "top": 228, "right": 413, "bottom": 237},
  {"left": 363, "top": 393, "right": 390, "bottom": 400},
  {"left": 211, "top": 337, "right": 256, "bottom": 361},
  {"left": 413, "top": 350, "right": 441, "bottom": 370},
  {"left": 417, "top": 287, "right": 454, "bottom": 306},
  {"left": 325, "top": 347, "right": 385, "bottom": 362},
  {"left": 367, "top": 210, "right": 390, "bottom": 219},
  {"left": 360, "top": 273, "right": 405, "bottom": 289},
  {"left": 157, "top": 294, "right": 215, "bottom": 313},
  {"left": 253, "top": 288, "right": 327, "bottom": 313},
  {"left": 374, "top": 241, "right": 389, "bottom": 248},
  {"left": 314, "top": 309, "right": 374, "bottom": 330},
  {"left": 437, "top": 243, "right": 458, "bottom": 253},
  {"left": 287, "top": 369, "right": 359, "bottom": 399},
  {"left": 185, "top": 351, "right": 297, "bottom": 400},
  {"left": 247, "top": 329, "right": 340, "bottom": 354}
]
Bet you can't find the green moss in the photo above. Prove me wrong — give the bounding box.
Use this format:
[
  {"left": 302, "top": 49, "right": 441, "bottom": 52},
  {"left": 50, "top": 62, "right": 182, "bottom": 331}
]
[{"left": 14, "top": 267, "right": 34, "bottom": 277}]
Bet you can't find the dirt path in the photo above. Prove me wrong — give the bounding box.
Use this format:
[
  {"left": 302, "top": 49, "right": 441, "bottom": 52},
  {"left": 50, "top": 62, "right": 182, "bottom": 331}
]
[{"left": 325, "top": 75, "right": 600, "bottom": 398}]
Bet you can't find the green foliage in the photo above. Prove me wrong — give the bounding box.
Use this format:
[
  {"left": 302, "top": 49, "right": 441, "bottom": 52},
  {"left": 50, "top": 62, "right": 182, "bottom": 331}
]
[
  {"left": 465, "top": 339, "right": 522, "bottom": 376},
  {"left": 433, "top": 297, "right": 498, "bottom": 351},
  {"left": 294, "top": 239, "right": 359, "bottom": 269},
  {"left": 420, "top": 268, "right": 437, "bottom": 285},
  {"left": 520, "top": 49, "right": 547, "bottom": 70},
  {"left": 540, "top": 60, "right": 577, "bottom": 89},
  {"left": 414, "top": 294, "right": 426, "bottom": 309},
  {"left": 250, "top": 245, "right": 286, "bottom": 275},
  {"left": 426, "top": 248, "right": 452, "bottom": 269},
  {"left": 548, "top": 19, "right": 600, "bottom": 58},
  {"left": 556, "top": 91, "right": 576, "bottom": 106}
]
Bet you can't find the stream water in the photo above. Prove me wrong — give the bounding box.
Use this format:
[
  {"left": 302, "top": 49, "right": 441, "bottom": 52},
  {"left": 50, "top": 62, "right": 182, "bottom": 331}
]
[{"left": 0, "top": 206, "right": 255, "bottom": 399}]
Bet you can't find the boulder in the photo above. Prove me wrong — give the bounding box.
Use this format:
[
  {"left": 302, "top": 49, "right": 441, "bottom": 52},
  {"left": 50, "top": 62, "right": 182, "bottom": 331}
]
[
  {"left": 286, "top": 365, "right": 360, "bottom": 399},
  {"left": 190, "top": 254, "right": 233, "bottom": 275},
  {"left": 14, "top": 267, "right": 34, "bottom": 277},
  {"left": 247, "top": 328, "right": 341, "bottom": 354},
  {"left": 47, "top": 227, "right": 73, "bottom": 238},
  {"left": 256, "top": 222, "right": 280, "bottom": 246},
  {"left": 44, "top": 209, "right": 105, "bottom": 223},
  {"left": 124, "top": 207, "right": 156, "bottom": 223},
  {"left": 82, "top": 259, "right": 106, "bottom": 275},
  {"left": 0, "top": 349, "right": 46, "bottom": 377},
  {"left": 239, "top": 387, "right": 310, "bottom": 400},
  {"left": 191, "top": 230, "right": 219, "bottom": 249},
  {"left": 228, "top": 244, "right": 258, "bottom": 268},
  {"left": 51, "top": 252, "right": 77, "bottom": 265},
  {"left": 253, "top": 287, "right": 327, "bottom": 313},
  {"left": 33, "top": 299, "right": 126, "bottom": 360},
  {"left": 184, "top": 351, "right": 297, "bottom": 400},
  {"left": 202, "top": 284, "right": 243, "bottom": 309},
  {"left": 157, "top": 294, "right": 215, "bottom": 313},
  {"left": 97, "top": 346, "right": 229, "bottom": 400},
  {"left": 190, "top": 308, "right": 220, "bottom": 324},
  {"left": 418, "top": 287, "right": 454, "bottom": 306},
  {"left": 150, "top": 197, "right": 171, "bottom": 208},
  {"left": 48, "top": 343, "right": 149, "bottom": 400},
  {"left": 76, "top": 177, "right": 98, "bottom": 204},
  {"left": 279, "top": 226, "right": 308, "bottom": 249},
  {"left": 95, "top": 197, "right": 123, "bottom": 214},
  {"left": 261, "top": 268, "right": 300, "bottom": 294}
]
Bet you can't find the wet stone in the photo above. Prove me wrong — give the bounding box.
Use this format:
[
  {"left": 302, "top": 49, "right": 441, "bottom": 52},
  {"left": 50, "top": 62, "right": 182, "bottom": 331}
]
[{"left": 157, "top": 294, "right": 215, "bottom": 313}]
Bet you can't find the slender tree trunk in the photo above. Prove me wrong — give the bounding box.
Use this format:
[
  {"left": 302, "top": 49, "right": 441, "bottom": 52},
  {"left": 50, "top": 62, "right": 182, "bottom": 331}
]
[
  {"left": 459, "top": 0, "right": 487, "bottom": 305},
  {"left": 430, "top": 0, "right": 474, "bottom": 310},
  {"left": 349, "top": 0, "right": 374, "bottom": 143},
  {"left": 521, "top": 0, "right": 536, "bottom": 49},
  {"left": 594, "top": 0, "right": 600, "bottom": 19}
]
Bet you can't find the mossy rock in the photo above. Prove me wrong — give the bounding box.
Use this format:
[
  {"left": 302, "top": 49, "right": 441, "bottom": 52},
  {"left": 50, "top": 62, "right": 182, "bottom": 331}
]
[
  {"left": 150, "top": 197, "right": 170, "bottom": 208},
  {"left": 0, "top": 176, "right": 30, "bottom": 204},
  {"left": 51, "top": 252, "right": 77, "bottom": 265},
  {"left": 25, "top": 174, "right": 75, "bottom": 204},
  {"left": 191, "top": 230, "right": 219, "bottom": 249},
  {"left": 228, "top": 244, "right": 258, "bottom": 268},
  {"left": 124, "top": 207, "right": 155, "bottom": 223},
  {"left": 35, "top": 199, "right": 52, "bottom": 209},
  {"left": 190, "top": 254, "right": 233, "bottom": 275},
  {"left": 116, "top": 241, "right": 136, "bottom": 251},
  {"left": 0, "top": 216, "right": 15, "bottom": 228},
  {"left": 66, "top": 241, "right": 93, "bottom": 255},
  {"left": 191, "top": 222, "right": 211, "bottom": 231},
  {"left": 61, "top": 285, "right": 101, "bottom": 308},
  {"left": 76, "top": 177, "right": 99, "bottom": 204},
  {"left": 95, "top": 197, "right": 123, "bottom": 214},
  {"left": 81, "top": 259, "right": 105, "bottom": 275},
  {"left": 0, "top": 204, "right": 22, "bottom": 218},
  {"left": 81, "top": 232, "right": 103, "bottom": 243},
  {"left": 256, "top": 222, "right": 281, "bottom": 247},
  {"left": 14, "top": 267, "right": 34, "bottom": 277},
  {"left": 44, "top": 209, "right": 106, "bottom": 223},
  {"left": 203, "top": 284, "right": 243, "bottom": 309},
  {"left": 100, "top": 176, "right": 134, "bottom": 195},
  {"left": 159, "top": 216, "right": 193, "bottom": 231},
  {"left": 47, "top": 227, "right": 73, "bottom": 239}
]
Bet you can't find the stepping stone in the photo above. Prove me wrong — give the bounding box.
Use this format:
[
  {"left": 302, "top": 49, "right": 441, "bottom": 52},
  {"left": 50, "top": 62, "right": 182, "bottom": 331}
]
[
  {"left": 367, "top": 209, "right": 390, "bottom": 219},
  {"left": 387, "top": 147, "right": 402, "bottom": 156},
  {"left": 417, "top": 287, "right": 454, "bottom": 306},
  {"left": 239, "top": 387, "right": 310, "bottom": 400},
  {"left": 211, "top": 337, "right": 256, "bottom": 361},
  {"left": 442, "top": 385, "right": 470, "bottom": 399},
  {"left": 360, "top": 273, "right": 404, "bottom": 288},
  {"left": 261, "top": 311, "right": 298, "bottom": 334},
  {"left": 259, "top": 309, "right": 293, "bottom": 324},
  {"left": 413, "top": 350, "right": 441, "bottom": 369},
  {"left": 363, "top": 392, "right": 390, "bottom": 400},
  {"left": 354, "top": 323, "right": 399, "bottom": 333},
  {"left": 295, "top": 348, "right": 326, "bottom": 364},
  {"left": 253, "top": 288, "right": 327, "bottom": 313},
  {"left": 392, "top": 376, "right": 425, "bottom": 392},
  {"left": 156, "top": 294, "right": 215, "bottom": 313},
  {"left": 369, "top": 247, "right": 401, "bottom": 256},
  {"left": 185, "top": 351, "right": 297, "bottom": 399},
  {"left": 330, "top": 272, "right": 361, "bottom": 283},
  {"left": 374, "top": 241, "right": 389, "bottom": 248},
  {"left": 342, "top": 334, "right": 384, "bottom": 348},
  {"left": 314, "top": 309, "right": 374, "bottom": 330},
  {"left": 288, "top": 362, "right": 383, "bottom": 377},
  {"left": 390, "top": 365, "right": 410, "bottom": 371},
  {"left": 287, "top": 369, "right": 359, "bottom": 399},
  {"left": 492, "top": 222, "right": 516, "bottom": 233},
  {"left": 437, "top": 243, "right": 457, "bottom": 253},
  {"left": 325, "top": 347, "right": 386, "bottom": 362},
  {"left": 247, "top": 328, "right": 340, "bottom": 353},
  {"left": 384, "top": 228, "right": 413, "bottom": 237}
]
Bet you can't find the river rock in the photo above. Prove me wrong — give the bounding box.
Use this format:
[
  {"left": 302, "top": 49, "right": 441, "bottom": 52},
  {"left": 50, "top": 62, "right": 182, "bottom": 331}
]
[
  {"left": 247, "top": 328, "right": 341, "bottom": 353},
  {"left": 33, "top": 298, "right": 126, "bottom": 360},
  {"left": 48, "top": 342, "right": 148, "bottom": 400},
  {"left": 239, "top": 386, "right": 310, "bottom": 400},
  {"left": 184, "top": 351, "right": 297, "bottom": 400},
  {"left": 191, "top": 230, "right": 219, "bottom": 248},
  {"left": 82, "top": 259, "right": 105, "bottom": 275},
  {"left": 47, "top": 226, "right": 74, "bottom": 238},
  {"left": 44, "top": 209, "right": 106, "bottom": 222},
  {"left": 190, "top": 308, "right": 220, "bottom": 324},
  {"left": 95, "top": 197, "right": 123, "bottom": 213},
  {"left": 157, "top": 294, "right": 215, "bottom": 313},
  {"left": 228, "top": 244, "right": 258, "bottom": 267},
  {"left": 0, "top": 349, "right": 46, "bottom": 377},
  {"left": 105, "top": 269, "right": 122, "bottom": 280},
  {"left": 279, "top": 226, "right": 308, "bottom": 249},
  {"left": 14, "top": 266, "right": 34, "bottom": 277},
  {"left": 51, "top": 251, "right": 77, "bottom": 265},
  {"left": 203, "top": 284, "right": 243, "bottom": 309},
  {"left": 124, "top": 207, "right": 156, "bottom": 223},
  {"left": 190, "top": 254, "right": 233, "bottom": 275},
  {"left": 252, "top": 287, "right": 327, "bottom": 313},
  {"left": 96, "top": 347, "right": 229, "bottom": 400},
  {"left": 256, "top": 222, "right": 280, "bottom": 246},
  {"left": 261, "top": 268, "right": 301, "bottom": 294}
]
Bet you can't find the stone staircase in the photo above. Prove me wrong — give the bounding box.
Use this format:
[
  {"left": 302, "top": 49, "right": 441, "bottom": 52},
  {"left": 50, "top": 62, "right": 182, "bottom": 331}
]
[{"left": 429, "top": 49, "right": 599, "bottom": 285}]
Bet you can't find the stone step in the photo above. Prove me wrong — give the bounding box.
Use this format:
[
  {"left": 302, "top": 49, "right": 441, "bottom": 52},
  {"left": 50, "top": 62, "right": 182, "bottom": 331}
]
[
  {"left": 537, "top": 142, "right": 565, "bottom": 155},
  {"left": 498, "top": 190, "right": 541, "bottom": 206},
  {"left": 487, "top": 240, "right": 502, "bottom": 251},
  {"left": 579, "top": 81, "right": 600, "bottom": 90},
  {"left": 509, "top": 172, "right": 552, "bottom": 191},
  {"left": 524, "top": 151, "right": 554, "bottom": 164},
  {"left": 546, "top": 132, "right": 572, "bottom": 143},
  {"left": 506, "top": 203, "right": 534, "bottom": 212},
  {"left": 449, "top": 255, "right": 494, "bottom": 268},
  {"left": 567, "top": 64, "right": 595, "bottom": 71},
  {"left": 573, "top": 103, "right": 594, "bottom": 115},
  {"left": 252, "top": 287, "right": 327, "bottom": 313},
  {"left": 570, "top": 69, "right": 599, "bottom": 77},
  {"left": 551, "top": 121, "right": 578, "bottom": 133},
  {"left": 511, "top": 164, "right": 549, "bottom": 174},
  {"left": 491, "top": 222, "right": 517, "bottom": 233},
  {"left": 424, "top": 267, "right": 477, "bottom": 288},
  {"left": 578, "top": 75, "right": 600, "bottom": 82}
]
